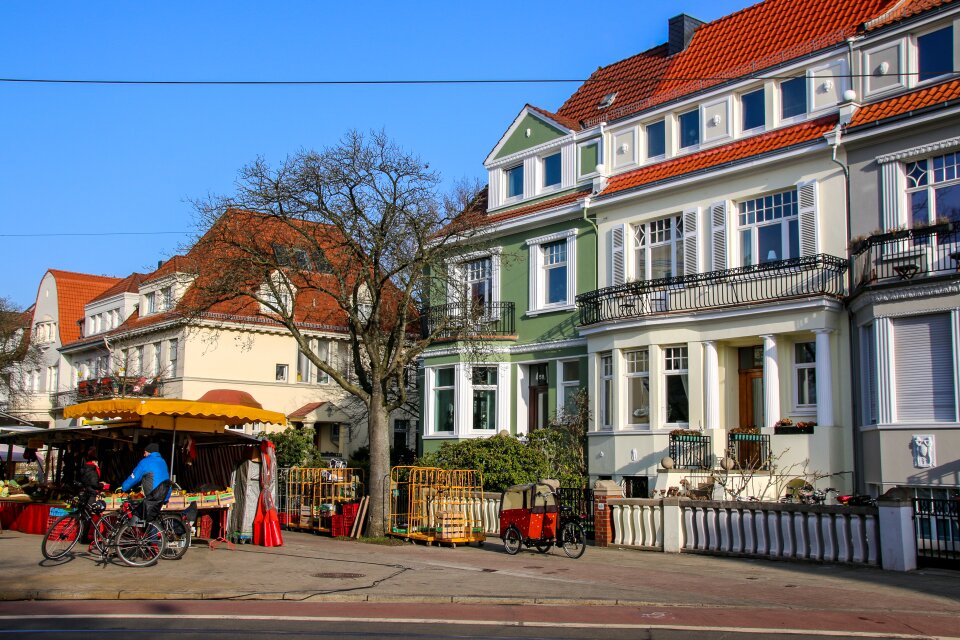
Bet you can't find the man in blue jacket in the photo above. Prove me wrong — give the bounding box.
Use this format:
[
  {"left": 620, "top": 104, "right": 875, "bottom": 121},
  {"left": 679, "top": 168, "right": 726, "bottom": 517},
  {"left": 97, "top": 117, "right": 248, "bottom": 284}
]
[{"left": 121, "top": 443, "right": 171, "bottom": 523}]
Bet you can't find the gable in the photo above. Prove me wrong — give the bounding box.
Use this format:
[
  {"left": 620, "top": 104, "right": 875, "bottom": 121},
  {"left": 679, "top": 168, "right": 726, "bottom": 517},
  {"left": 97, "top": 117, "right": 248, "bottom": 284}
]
[{"left": 493, "top": 113, "right": 567, "bottom": 160}]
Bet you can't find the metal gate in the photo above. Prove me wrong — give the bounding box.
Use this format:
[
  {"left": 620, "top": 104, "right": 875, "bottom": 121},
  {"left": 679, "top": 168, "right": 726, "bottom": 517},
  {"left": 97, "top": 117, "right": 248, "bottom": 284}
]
[
  {"left": 556, "top": 487, "right": 595, "bottom": 540},
  {"left": 913, "top": 497, "right": 960, "bottom": 569}
]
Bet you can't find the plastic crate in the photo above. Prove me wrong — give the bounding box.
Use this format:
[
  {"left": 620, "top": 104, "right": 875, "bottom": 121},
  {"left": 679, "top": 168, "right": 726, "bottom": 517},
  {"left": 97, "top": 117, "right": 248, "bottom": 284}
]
[
  {"left": 341, "top": 502, "right": 360, "bottom": 519},
  {"left": 46, "top": 507, "right": 72, "bottom": 530}
]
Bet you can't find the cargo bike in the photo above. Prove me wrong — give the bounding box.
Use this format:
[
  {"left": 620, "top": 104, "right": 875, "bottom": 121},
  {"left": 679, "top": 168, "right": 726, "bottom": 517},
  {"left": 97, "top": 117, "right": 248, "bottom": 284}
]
[{"left": 498, "top": 480, "right": 586, "bottom": 559}]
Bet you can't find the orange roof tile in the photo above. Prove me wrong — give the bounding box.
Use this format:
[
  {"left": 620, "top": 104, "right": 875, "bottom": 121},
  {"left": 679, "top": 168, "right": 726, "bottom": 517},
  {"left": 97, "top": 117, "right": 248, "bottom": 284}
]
[
  {"left": 601, "top": 115, "right": 838, "bottom": 197},
  {"left": 46, "top": 270, "right": 122, "bottom": 344},
  {"left": 524, "top": 104, "right": 580, "bottom": 131},
  {"left": 87, "top": 272, "right": 147, "bottom": 304},
  {"left": 848, "top": 77, "right": 960, "bottom": 126},
  {"left": 141, "top": 255, "right": 197, "bottom": 286},
  {"left": 555, "top": 0, "right": 894, "bottom": 128},
  {"left": 866, "top": 0, "right": 954, "bottom": 29}
]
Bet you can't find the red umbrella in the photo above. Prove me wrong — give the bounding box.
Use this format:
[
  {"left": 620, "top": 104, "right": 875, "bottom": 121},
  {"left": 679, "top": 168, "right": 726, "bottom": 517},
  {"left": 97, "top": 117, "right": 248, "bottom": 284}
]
[{"left": 253, "top": 440, "right": 283, "bottom": 547}]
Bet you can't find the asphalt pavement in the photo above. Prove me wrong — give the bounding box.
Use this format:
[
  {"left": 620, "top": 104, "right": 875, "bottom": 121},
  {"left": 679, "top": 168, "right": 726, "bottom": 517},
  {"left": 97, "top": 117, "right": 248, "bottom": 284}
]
[{"left": 0, "top": 529, "right": 957, "bottom": 638}]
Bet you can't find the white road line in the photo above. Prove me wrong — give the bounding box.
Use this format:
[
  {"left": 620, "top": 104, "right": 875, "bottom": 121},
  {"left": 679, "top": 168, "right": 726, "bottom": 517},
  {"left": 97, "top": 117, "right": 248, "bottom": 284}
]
[{"left": 0, "top": 614, "right": 954, "bottom": 639}]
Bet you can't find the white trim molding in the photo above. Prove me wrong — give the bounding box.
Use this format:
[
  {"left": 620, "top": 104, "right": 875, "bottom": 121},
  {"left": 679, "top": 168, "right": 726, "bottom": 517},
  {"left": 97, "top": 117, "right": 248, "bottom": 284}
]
[{"left": 876, "top": 136, "right": 960, "bottom": 164}]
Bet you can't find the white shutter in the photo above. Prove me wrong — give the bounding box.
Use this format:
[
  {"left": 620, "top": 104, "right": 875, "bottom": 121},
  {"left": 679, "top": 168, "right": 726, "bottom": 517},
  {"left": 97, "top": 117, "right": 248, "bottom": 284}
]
[
  {"left": 446, "top": 263, "right": 464, "bottom": 304},
  {"left": 797, "top": 180, "right": 818, "bottom": 257},
  {"left": 710, "top": 201, "right": 727, "bottom": 271},
  {"left": 682, "top": 208, "right": 699, "bottom": 276},
  {"left": 610, "top": 224, "right": 627, "bottom": 285},
  {"left": 893, "top": 314, "right": 956, "bottom": 422}
]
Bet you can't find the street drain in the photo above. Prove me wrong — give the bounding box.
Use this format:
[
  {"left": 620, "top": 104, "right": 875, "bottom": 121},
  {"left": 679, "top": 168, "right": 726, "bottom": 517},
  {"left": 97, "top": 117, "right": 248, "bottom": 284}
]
[{"left": 312, "top": 572, "right": 366, "bottom": 579}]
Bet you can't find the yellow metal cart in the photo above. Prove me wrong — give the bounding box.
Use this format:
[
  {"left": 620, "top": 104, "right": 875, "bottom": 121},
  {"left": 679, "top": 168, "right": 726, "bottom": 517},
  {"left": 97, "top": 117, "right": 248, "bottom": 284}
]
[
  {"left": 388, "top": 466, "right": 485, "bottom": 547},
  {"left": 284, "top": 467, "right": 364, "bottom": 534}
]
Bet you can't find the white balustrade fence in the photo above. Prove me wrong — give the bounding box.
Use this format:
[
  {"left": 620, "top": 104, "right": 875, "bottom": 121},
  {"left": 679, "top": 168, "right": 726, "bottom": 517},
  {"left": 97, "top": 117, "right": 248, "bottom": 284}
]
[
  {"left": 607, "top": 498, "right": 880, "bottom": 566},
  {"left": 481, "top": 493, "right": 501, "bottom": 535}
]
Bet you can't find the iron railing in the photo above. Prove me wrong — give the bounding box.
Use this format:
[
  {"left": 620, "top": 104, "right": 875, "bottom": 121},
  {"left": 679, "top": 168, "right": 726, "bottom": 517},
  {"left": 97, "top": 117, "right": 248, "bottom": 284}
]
[
  {"left": 50, "top": 390, "right": 77, "bottom": 410},
  {"left": 556, "top": 487, "right": 595, "bottom": 540},
  {"left": 914, "top": 497, "right": 960, "bottom": 569},
  {"left": 73, "top": 377, "right": 163, "bottom": 402},
  {"left": 668, "top": 433, "right": 712, "bottom": 470},
  {"left": 421, "top": 301, "right": 516, "bottom": 339},
  {"left": 851, "top": 222, "right": 960, "bottom": 295},
  {"left": 577, "top": 254, "right": 848, "bottom": 326},
  {"left": 728, "top": 433, "right": 771, "bottom": 471}
]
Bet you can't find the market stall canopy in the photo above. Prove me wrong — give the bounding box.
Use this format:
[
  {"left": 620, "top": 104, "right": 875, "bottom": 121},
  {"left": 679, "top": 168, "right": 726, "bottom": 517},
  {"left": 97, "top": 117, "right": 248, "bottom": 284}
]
[{"left": 63, "top": 398, "right": 287, "bottom": 433}]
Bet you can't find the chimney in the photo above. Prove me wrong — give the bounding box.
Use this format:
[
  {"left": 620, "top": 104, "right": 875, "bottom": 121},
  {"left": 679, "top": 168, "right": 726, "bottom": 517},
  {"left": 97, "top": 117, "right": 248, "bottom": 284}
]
[
  {"left": 668, "top": 14, "right": 705, "bottom": 56},
  {"left": 157, "top": 259, "right": 163, "bottom": 270}
]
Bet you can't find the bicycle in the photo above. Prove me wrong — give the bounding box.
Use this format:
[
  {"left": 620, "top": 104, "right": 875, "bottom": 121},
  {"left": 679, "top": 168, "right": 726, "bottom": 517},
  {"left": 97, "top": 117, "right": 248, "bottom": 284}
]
[
  {"left": 41, "top": 490, "right": 166, "bottom": 567},
  {"left": 158, "top": 503, "right": 196, "bottom": 560}
]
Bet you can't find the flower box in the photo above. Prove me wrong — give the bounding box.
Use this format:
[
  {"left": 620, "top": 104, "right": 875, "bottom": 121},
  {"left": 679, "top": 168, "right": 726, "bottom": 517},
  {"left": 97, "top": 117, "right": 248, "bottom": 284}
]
[
  {"left": 774, "top": 425, "right": 815, "bottom": 435},
  {"left": 730, "top": 433, "right": 765, "bottom": 441}
]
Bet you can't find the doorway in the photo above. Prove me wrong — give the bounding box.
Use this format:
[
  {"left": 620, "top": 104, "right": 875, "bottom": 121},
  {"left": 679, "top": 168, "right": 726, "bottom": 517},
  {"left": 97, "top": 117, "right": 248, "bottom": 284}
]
[
  {"left": 527, "top": 363, "right": 549, "bottom": 433},
  {"left": 738, "top": 346, "right": 764, "bottom": 429}
]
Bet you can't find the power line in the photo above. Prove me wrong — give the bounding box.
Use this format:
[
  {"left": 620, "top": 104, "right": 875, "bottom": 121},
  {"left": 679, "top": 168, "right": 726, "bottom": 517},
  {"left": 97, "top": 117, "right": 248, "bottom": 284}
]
[
  {"left": 0, "top": 72, "right": 955, "bottom": 86},
  {"left": 0, "top": 231, "right": 188, "bottom": 238}
]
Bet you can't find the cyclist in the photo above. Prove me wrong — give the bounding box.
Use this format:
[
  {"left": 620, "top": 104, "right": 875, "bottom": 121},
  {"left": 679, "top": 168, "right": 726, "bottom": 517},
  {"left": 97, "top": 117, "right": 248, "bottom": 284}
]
[{"left": 120, "top": 443, "right": 171, "bottom": 523}]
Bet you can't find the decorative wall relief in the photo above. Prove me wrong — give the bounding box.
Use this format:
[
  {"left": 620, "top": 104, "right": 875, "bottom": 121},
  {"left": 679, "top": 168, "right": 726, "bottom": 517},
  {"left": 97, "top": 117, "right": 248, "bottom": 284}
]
[{"left": 911, "top": 434, "right": 935, "bottom": 468}]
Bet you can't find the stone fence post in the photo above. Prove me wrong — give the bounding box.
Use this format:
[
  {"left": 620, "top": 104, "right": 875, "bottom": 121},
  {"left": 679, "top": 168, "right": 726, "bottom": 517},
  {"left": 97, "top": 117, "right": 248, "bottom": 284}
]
[
  {"left": 662, "top": 497, "right": 682, "bottom": 553},
  {"left": 877, "top": 489, "right": 917, "bottom": 571},
  {"left": 592, "top": 480, "right": 623, "bottom": 547}
]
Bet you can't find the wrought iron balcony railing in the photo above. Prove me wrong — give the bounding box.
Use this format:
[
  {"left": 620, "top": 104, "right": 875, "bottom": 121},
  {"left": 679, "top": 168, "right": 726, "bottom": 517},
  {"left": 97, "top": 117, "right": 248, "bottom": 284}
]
[
  {"left": 851, "top": 222, "right": 960, "bottom": 295},
  {"left": 53, "top": 377, "right": 165, "bottom": 407},
  {"left": 421, "top": 301, "right": 516, "bottom": 339},
  {"left": 577, "top": 254, "right": 848, "bottom": 326},
  {"left": 728, "top": 432, "right": 772, "bottom": 471}
]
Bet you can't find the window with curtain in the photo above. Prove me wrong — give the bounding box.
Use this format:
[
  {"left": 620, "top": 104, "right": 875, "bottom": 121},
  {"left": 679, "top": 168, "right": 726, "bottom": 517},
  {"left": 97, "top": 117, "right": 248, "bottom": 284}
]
[
  {"left": 560, "top": 360, "right": 580, "bottom": 415},
  {"left": 433, "top": 367, "right": 455, "bottom": 433},
  {"left": 663, "top": 346, "right": 689, "bottom": 424},
  {"left": 625, "top": 349, "right": 650, "bottom": 427},
  {"left": 738, "top": 189, "right": 800, "bottom": 265},
  {"left": 634, "top": 216, "right": 684, "bottom": 280},
  {"left": 794, "top": 342, "right": 816, "bottom": 410},
  {"left": 600, "top": 353, "right": 613, "bottom": 430},
  {"left": 471, "top": 366, "right": 498, "bottom": 430}
]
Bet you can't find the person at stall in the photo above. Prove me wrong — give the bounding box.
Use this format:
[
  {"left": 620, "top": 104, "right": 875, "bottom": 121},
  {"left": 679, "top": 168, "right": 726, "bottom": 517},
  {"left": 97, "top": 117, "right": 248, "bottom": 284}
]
[
  {"left": 78, "top": 447, "right": 107, "bottom": 498},
  {"left": 120, "top": 443, "right": 171, "bottom": 523}
]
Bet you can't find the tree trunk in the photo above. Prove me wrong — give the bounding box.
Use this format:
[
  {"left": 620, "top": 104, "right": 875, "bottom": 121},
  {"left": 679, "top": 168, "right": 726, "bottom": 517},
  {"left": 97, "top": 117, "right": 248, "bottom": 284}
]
[{"left": 365, "top": 390, "right": 391, "bottom": 537}]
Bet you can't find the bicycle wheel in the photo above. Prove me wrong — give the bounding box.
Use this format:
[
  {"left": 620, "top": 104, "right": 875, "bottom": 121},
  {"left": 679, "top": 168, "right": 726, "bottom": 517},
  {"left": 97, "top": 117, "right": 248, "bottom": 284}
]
[
  {"left": 502, "top": 526, "right": 522, "bottom": 555},
  {"left": 560, "top": 521, "right": 586, "bottom": 559},
  {"left": 115, "top": 521, "right": 166, "bottom": 567},
  {"left": 160, "top": 514, "right": 191, "bottom": 560},
  {"left": 534, "top": 539, "right": 552, "bottom": 554},
  {"left": 92, "top": 513, "right": 121, "bottom": 557},
  {"left": 41, "top": 513, "right": 84, "bottom": 560}
]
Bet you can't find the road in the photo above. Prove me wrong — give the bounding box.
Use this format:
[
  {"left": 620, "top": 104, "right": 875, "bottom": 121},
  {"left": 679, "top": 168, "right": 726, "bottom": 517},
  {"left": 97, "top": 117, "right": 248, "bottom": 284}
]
[{"left": 0, "top": 601, "right": 957, "bottom": 640}]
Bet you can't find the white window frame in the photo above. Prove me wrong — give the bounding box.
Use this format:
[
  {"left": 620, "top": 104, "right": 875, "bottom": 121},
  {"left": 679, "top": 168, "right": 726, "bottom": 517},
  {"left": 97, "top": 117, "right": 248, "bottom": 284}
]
[
  {"left": 167, "top": 338, "right": 178, "bottom": 378},
  {"left": 540, "top": 150, "right": 563, "bottom": 194},
  {"left": 599, "top": 352, "right": 613, "bottom": 431},
  {"left": 624, "top": 349, "right": 650, "bottom": 429},
  {"left": 152, "top": 342, "right": 162, "bottom": 377},
  {"left": 662, "top": 345, "right": 689, "bottom": 427},
  {"left": 793, "top": 341, "right": 817, "bottom": 415},
  {"left": 633, "top": 215, "right": 684, "bottom": 281},
  {"left": 577, "top": 139, "right": 602, "bottom": 180},
  {"left": 427, "top": 366, "right": 457, "bottom": 436},
  {"left": 737, "top": 188, "right": 800, "bottom": 266},
  {"left": 677, "top": 108, "right": 701, "bottom": 151},
  {"left": 160, "top": 286, "right": 173, "bottom": 311},
  {"left": 145, "top": 291, "right": 157, "bottom": 315},
  {"left": 504, "top": 163, "right": 524, "bottom": 202},
  {"left": 275, "top": 363, "right": 288, "bottom": 383},
  {"left": 739, "top": 86, "right": 766, "bottom": 134},
  {"left": 912, "top": 23, "right": 955, "bottom": 87},
  {"left": 777, "top": 74, "right": 808, "bottom": 125},
  {"left": 469, "top": 365, "right": 499, "bottom": 432},
  {"left": 644, "top": 119, "right": 666, "bottom": 162},
  {"left": 904, "top": 151, "right": 960, "bottom": 228},
  {"left": 526, "top": 229, "right": 577, "bottom": 315},
  {"left": 557, "top": 359, "right": 581, "bottom": 416}
]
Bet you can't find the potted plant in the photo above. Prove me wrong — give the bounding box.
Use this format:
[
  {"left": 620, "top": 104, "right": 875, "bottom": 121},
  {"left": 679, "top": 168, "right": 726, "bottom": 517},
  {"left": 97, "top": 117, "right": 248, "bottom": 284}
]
[
  {"left": 773, "top": 418, "right": 816, "bottom": 435},
  {"left": 669, "top": 428, "right": 702, "bottom": 442},
  {"left": 729, "top": 425, "right": 762, "bottom": 441}
]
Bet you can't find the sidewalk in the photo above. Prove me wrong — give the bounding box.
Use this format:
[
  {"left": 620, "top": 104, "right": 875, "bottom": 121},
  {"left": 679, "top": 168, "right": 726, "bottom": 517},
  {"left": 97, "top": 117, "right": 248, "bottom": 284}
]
[{"left": 2, "top": 529, "right": 958, "bottom": 614}]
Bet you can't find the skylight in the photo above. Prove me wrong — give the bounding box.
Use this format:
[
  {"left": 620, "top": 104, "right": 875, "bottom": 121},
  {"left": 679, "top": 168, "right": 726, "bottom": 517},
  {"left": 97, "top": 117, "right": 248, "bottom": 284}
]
[{"left": 598, "top": 92, "right": 618, "bottom": 109}]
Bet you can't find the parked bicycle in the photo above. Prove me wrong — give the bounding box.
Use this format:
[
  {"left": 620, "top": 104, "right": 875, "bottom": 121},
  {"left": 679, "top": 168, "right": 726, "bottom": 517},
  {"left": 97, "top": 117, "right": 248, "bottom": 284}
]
[
  {"left": 41, "top": 489, "right": 166, "bottom": 567},
  {"left": 499, "top": 481, "right": 587, "bottom": 559},
  {"left": 158, "top": 503, "right": 197, "bottom": 560}
]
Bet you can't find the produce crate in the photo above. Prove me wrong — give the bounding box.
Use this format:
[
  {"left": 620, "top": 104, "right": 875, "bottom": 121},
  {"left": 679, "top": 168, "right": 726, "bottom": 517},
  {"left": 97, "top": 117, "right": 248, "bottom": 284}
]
[
  {"left": 436, "top": 511, "right": 466, "bottom": 540},
  {"left": 341, "top": 502, "right": 360, "bottom": 519},
  {"left": 166, "top": 495, "right": 186, "bottom": 510},
  {"left": 200, "top": 493, "right": 219, "bottom": 508},
  {"left": 217, "top": 491, "right": 235, "bottom": 507}
]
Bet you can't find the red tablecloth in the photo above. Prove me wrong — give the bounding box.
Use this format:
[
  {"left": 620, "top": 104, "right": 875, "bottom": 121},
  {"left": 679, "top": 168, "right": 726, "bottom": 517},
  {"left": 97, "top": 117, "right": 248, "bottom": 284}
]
[{"left": 0, "top": 501, "right": 55, "bottom": 534}]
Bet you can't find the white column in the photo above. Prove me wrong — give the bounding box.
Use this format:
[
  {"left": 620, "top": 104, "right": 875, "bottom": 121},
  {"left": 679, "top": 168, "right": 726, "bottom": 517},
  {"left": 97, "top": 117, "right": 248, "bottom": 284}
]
[
  {"left": 814, "top": 329, "right": 834, "bottom": 426},
  {"left": 760, "top": 334, "right": 780, "bottom": 430},
  {"left": 703, "top": 340, "right": 720, "bottom": 430}
]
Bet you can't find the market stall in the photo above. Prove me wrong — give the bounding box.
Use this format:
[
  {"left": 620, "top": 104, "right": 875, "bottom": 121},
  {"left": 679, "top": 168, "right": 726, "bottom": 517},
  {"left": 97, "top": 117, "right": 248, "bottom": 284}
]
[{"left": 0, "top": 391, "right": 287, "bottom": 546}]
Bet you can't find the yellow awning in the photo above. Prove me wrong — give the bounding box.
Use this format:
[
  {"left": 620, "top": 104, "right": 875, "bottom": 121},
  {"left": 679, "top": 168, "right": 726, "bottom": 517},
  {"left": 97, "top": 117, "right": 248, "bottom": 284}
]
[{"left": 63, "top": 398, "right": 287, "bottom": 428}]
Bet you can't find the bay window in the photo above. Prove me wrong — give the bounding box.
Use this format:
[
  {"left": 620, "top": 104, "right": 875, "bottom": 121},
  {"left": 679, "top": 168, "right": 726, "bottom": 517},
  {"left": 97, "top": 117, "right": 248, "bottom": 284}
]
[
  {"left": 663, "top": 346, "right": 689, "bottom": 424},
  {"left": 794, "top": 342, "right": 816, "bottom": 411},
  {"left": 433, "top": 367, "right": 455, "bottom": 433},
  {"left": 559, "top": 360, "right": 581, "bottom": 415},
  {"left": 600, "top": 353, "right": 613, "bottom": 430},
  {"left": 625, "top": 349, "right": 650, "bottom": 427},
  {"left": 739, "top": 189, "right": 800, "bottom": 265}
]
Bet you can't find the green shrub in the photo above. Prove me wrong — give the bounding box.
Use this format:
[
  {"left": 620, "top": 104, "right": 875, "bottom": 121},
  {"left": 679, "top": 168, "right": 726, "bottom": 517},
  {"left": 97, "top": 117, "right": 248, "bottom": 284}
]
[{"left": 417, "top": 434, "right": 550, "bottom": 492}]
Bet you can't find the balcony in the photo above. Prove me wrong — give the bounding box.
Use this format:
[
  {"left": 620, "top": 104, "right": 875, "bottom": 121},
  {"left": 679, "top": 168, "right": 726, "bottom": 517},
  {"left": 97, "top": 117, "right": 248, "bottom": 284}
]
[
  {"left": 851, "top": 222, "right": 960, "bottom": 296},
  {"left": 52, "top": 376, "right": 164, "bottom": 409},
  {"left": 421, "top": 302, "right": 516, "bottom": 340},
  {"left": 668, "top": 432, "right": 712, "bottom": 470},
  {"left": 577, "top": 254, "right": 848, "bottom": 326}
]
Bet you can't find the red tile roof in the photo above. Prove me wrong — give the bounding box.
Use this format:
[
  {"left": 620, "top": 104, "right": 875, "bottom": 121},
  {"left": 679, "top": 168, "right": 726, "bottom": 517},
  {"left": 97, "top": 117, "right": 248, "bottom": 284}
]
[
  {"left": 87, "top": 272, "right": 147, "bottom": 304},
  {"left": 865, "top": 0, "right": 954, "bottom": 29},
  {"left": 287, "top": 401, "right": 327, "bottom": 419},
  {"left": 46, "top": 270, "right": 122, "bottom": 344},
  {"left": 555, "top": 0, "right": 894, "bottom": 128},
  {"left": 848, "top": 77, "right": 960, "bottom": 126},
  {"left": 141, "top": 255, "right": 197, "bottom": 286},
  {"left": 600, "top": 115, "right": 838, "bottom": 198}
]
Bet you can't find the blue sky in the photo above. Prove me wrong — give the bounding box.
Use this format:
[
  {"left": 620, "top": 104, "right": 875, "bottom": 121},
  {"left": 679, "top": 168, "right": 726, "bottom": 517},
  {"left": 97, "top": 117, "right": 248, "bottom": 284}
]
[{"left": 1, "top": 0, "right": 753, "bottom": 308}]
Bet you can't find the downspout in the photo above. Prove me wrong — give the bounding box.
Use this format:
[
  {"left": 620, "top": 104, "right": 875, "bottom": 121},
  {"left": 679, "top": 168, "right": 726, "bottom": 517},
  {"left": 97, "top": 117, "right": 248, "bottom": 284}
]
[{"left": 582, "top": 197, "right": 599, "bottom": 292}]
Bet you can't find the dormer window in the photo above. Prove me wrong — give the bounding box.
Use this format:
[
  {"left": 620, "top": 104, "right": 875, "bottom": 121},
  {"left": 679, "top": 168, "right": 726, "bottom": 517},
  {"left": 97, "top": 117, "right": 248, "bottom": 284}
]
[
  {"left": 598, "top": 92, "right": 618, "bottom": 109},
  {"left": 780, "top": 76, "right": 807, "bottom": 119},
  {"left": 506, "top": 164, "right": 524, "bottom": 199},
  {"left": 542, "top": 153, "right": 561, "bottom": 189},
  {"left": 741, "top": 88, "right": 765, "bottom": 131},
  {"left": 917, "top": 26, "right": 953, "bottom": 82},
  {"left": 146, "top": 291, "right": 157, "bottom": 315},
  {"left": 678, "top": 109, "right": 700, "bottom": 149},
  {"left": 646, "top": 120, "right": 666, "bottom": 159}
]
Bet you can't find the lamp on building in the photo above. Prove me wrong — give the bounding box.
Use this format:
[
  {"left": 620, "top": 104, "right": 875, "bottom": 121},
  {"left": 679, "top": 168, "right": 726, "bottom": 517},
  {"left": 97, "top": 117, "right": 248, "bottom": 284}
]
[{"left": 767, "top": 250, "right": 778, "bottom": 261}]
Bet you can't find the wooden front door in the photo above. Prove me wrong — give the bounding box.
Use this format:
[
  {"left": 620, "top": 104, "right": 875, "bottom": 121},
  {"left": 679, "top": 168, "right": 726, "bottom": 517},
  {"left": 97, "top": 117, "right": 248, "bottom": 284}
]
[
  {"left": 738, "top": 346, "right": 765, "bottom": 429},
  {"left": 528, "top": 364, "right": 549, "bottom": 433}
]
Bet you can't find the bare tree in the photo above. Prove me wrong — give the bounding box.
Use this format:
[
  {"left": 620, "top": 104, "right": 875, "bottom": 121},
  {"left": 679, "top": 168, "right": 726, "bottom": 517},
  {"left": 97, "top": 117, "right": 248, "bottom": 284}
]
[
  {"left": 0, "top": 296, "right": 40, "bottom": 413},
  {"left": 183, "top": 130, "right": 487, "bottom": 536}
]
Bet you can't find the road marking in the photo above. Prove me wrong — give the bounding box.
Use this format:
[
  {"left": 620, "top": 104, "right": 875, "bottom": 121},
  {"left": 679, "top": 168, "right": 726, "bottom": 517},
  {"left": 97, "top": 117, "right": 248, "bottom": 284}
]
[{"left": 0, "top": 614, "right": 954, "bottom": 639}]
